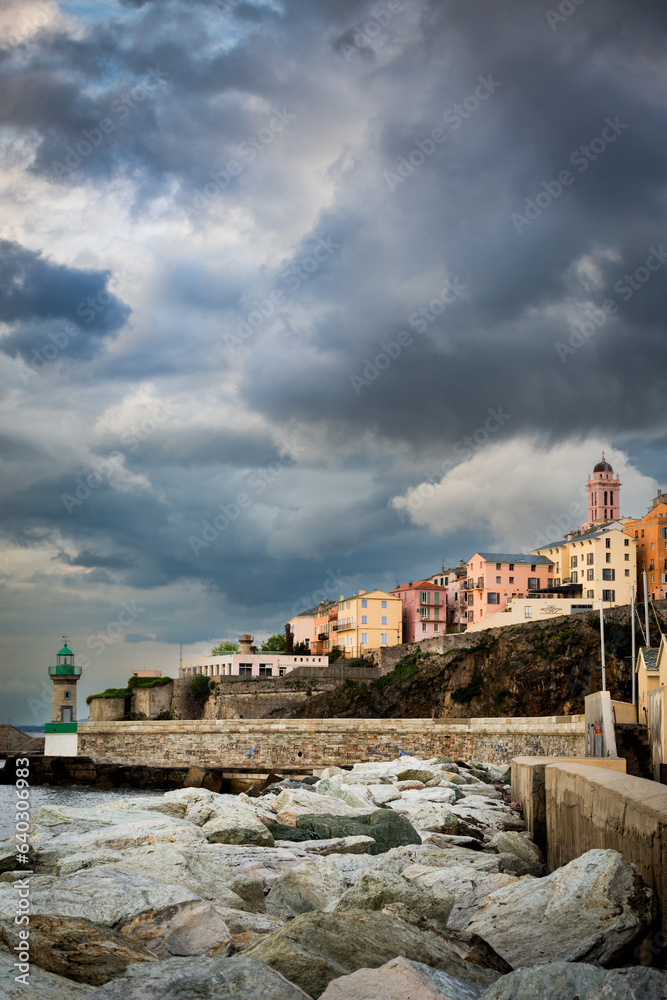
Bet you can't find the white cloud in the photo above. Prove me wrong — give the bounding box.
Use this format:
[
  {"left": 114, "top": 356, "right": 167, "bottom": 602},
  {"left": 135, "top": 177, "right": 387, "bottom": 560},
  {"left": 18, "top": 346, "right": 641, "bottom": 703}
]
[{"left": 392, "top": 437, "right": 657, "bottom": 553}]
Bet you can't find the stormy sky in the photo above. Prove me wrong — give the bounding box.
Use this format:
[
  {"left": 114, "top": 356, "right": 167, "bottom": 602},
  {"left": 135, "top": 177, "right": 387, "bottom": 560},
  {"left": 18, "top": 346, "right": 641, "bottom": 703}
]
[{"left": 1, "top": 0, "right": 666, "bottom": 722}]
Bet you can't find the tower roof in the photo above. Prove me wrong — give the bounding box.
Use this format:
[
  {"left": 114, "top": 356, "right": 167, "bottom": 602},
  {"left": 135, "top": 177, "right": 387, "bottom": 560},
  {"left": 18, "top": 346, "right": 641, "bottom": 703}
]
[
  {"left": 593, "top": 452, "right": 613, "bottom": 473},
  {"left": 57, "top": 646, "right": 74, "bottom": 657}
]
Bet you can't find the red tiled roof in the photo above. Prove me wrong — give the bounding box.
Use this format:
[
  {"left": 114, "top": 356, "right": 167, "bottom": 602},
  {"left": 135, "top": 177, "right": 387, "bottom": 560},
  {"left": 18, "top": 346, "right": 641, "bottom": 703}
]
[{"left": 391, "top": 580, "right": 446, "bottom": 593}]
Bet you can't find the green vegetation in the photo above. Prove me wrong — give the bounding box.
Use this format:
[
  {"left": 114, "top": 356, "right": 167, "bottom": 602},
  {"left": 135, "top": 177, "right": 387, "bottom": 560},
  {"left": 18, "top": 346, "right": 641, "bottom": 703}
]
[
  {"left": 372, "top": 653, "right": 420, "bottom": 695},
  {"left": 190, "top": 674, "right": 213, "bottom": 704},
  {"left": 451, "top": 671, "right": 485, "bottom": 704},
  {"left": 328, "top": 646, "right": 344, "bottom": 662},
  {"left": 493, "top": 687, "right": 512, "bottom": 709},
  {"left": 127, "top": 675, "right": 172, "bottom": 689},
  {"left": 211, "top": 640, "right": 239, "bottom": 654},
  {"left": 261, "top": 633, "right": 287, "bottom": 651},
  {"left": 86, "top": 687, "right": 130, "bottom": 705}
]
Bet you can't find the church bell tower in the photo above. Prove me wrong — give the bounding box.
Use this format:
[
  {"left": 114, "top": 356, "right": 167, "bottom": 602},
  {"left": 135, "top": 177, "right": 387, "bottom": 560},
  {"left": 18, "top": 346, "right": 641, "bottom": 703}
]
[{"left": 586, "top": 454, "right": 621, "bottom": 524}]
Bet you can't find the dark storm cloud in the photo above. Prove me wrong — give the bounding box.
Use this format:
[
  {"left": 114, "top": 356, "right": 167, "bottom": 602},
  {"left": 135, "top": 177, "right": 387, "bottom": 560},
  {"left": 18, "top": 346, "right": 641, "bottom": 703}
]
[
  {"left": 2, "top": 0, "right": 667, "bottom": 657},
  {"left": 0, "top": 241, "right": 130, "bottom": 362}
]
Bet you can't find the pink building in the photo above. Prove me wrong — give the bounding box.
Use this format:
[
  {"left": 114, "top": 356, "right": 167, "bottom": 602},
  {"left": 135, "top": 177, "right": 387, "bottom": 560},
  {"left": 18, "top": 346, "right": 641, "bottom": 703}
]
[
  {"left": 390, "top": 580, "right": 448, "bottom": 642},
  {"left": 586, "top": 454, "right": 622, "bottom": 524},
  {"left": 464, "top": 552, "right": 554, "bottom": 626},
  {"left": 429, "top": 562, "right": 467, "bottom": 630}
]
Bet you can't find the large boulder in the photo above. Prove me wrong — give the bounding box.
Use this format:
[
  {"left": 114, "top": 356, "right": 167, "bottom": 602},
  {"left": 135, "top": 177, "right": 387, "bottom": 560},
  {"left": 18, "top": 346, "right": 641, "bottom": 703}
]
[
  {"left": 85, "top": 954, "right": 312, "bottom": 999},
  {"left": 315, "top": 779, "right": 377, "bottom": 810},
  {"left": 275, "top": 836, "right": 375, "bottom": 856},
  {"left": 213, "top": 906, "right": 286, "bottom": 952},
  {"left": 449, "top": 800, "right": 524, "bottom": 833},
  {"left": 34, "top": 820, "right": 205, "bottom": 853},
  {"left": 29, "top": 805, "right": 196, "bottom": 841},
  {"left": 295, "top": 809, "right": 421, "bottom": 855},
  {"left": 488, "top": 831, "right": 547, "bottom": 877},
  {"left": 0, "top": 915, "right": 156, "bottom": 986},
  {"left": 272, "top": 790, "right": 370, "bottom": 827},
  {"left": 400, "top": 864, "right": 518, "bottom": 930},
  {"left": 389, "top": 800, "right": 469, "bottom": 835},
  {"left": 266, "top": 858, "right": 347, "bottom": 917},
  {"left": 160, "top": 789, "right": 276, "bottom": 846},
  {"left": 106, "top": 796, "right": 188, "bottom": 819},
  {"left": 245, "top": 909, "right": 500, "bottom": 998},
  {"left": 466, "top": 849, "right": 654, "bottom": 967},
  {"left": 319, "top": 956, "right": 486, "bottom": 999},
  {"left": 201, "top": 810, "right": 275, "bottom": 847},
  {"left": 333, "top": 870, "right": 454, "bottom": 927},
  {"left": 481, "top": 960, "right": 667, "bottom": 999},
  {"left": 0, "top": 942, "right": 95, "bottom": 1000},
  {"left": 0, "top": 869, "right": 233, "bottom": 971}
]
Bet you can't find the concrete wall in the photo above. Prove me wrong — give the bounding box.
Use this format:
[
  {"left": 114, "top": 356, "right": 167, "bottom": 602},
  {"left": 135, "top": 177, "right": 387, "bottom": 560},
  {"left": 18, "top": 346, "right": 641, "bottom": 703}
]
[
  {"left": 171, "top": 676, "right": 339, "bottom": 721},
  {"left": 611, "top": 698, "right": 637, "bottom": 724},
  {"left": 648, "top": 686, "right": 665, "bottom": 782},
  {"left": 87, "top": 697, "right": 126, "bottom": 722},
  {"left": 43, "top": 732, "right": 78, "bottom": 757},
  {"left": 584, "top": 690, "right": 618, "bottom": 757},
  {"left": 77, "top": 714, "right": 585, "bottom": 769},
  {"left": 545, "top": 763, "right": 667, "bottom": 952},
  {"left": 133, "top": 682, "right": 173, "bottom": 719},
  {"left": 511, "top": 755, "right": 627, "bottom": 853}
]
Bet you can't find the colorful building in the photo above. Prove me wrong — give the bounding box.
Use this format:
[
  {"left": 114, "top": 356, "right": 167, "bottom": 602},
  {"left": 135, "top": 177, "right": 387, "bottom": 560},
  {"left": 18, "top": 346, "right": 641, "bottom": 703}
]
[
  {"left": 428, "top": 561, "right": 467, "bottom": 629},
  {"left": 312, "top": 600, "right": 338, "bottom": 655},
  {"left": 586, "top": 454, "right": 622, "bottom": 524},
  {"left": 533, "top": 525, "right": 637, "bottom": 608},
  {"left": 180, "top": 651, "right": 328, "bottom": 679},
  {"left": 334, "top": 589, "right": 402, "bottom": 658},
  {"left": 463, "top": 553, "right": 555, "bottom": 626},
  {"left": 390, "top": 580, "right": 448, "bottom": 642},
  {"left": 624, "top": 491, "right": 667, "bottom": 601}
]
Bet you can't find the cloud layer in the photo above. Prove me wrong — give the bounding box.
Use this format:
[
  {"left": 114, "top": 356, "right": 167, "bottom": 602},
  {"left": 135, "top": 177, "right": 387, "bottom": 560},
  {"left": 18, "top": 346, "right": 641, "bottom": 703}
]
[{"left": 1, "top": 0, "right": 666, "bottom": 719}]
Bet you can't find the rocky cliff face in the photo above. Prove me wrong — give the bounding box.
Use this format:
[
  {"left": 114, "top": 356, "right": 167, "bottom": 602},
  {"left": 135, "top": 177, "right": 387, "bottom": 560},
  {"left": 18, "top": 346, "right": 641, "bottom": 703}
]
[{"left": 283, "top": 603, "right": 667, "bottom": 720}]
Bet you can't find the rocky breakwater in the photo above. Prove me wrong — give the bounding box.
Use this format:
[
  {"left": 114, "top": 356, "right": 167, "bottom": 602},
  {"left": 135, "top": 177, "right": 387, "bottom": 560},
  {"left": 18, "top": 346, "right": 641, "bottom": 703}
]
[{"left": 0, "top": 755, "right": 663, "bottom": 1000}]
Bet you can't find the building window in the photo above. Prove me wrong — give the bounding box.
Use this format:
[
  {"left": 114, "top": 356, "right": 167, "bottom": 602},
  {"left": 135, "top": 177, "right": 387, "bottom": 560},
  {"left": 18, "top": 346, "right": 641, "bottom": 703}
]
[
  {"left": 587, "top": 589, "right": 595, "bottom": 598},
  {"left": 571, "top": 556, "right": 578, "bottom": 568},
  {"left": 488, "top": 593, "right": 500, "bottom": 604},
  {"left": 624, "top": 553, "right": 629, "bottom": 561},
  {"left": 531, "top": 564, "right": 536, "bottom": 571},
  {"left": 587, "top": 569, "right": 594, "bottom": 580},
  {"left": 422, "top": 622, "right": 427, "bottom": 632},
  {"left": 496, "top": 576, "right": 501, "bottom": 584},
  {"left": 434, "top": 623, "right": 439, "bottom": 631},
  {"left": 662, "top": 528, "right": 667, "bottom": 539},
  {"left": 361, "top": 632, "right": 367, "bottom": 644},
  {"left": 433, "top": 591, "right": 439, "bottom": 604},
  {"left": 420, "top": 591, "right": 428, "bottom": 604},
  {"left": 641, "top": 530, "right": 645, "bottom": 537},
  {"left": 625, "top": 569, "right": 630, "bottom": 576},
  {"left": 381, "top": 615, "right": 387, "bottom": 625},
  {"left": 361, "top": 599, "right": 367, "bottom": 608},
  {"left": 509, "top": 563, "right": 514, "bottom": 571},
  {"left": 650, "top": 560, "right": 655, "bottom": 570},
  {"left": 361, "top": 615, "right": 367, "bottom": 624},
  {"left": 604, "top": 491, "right": 608, "bottom": 505},
  {"left": 381, "top": 600, "right": 387, "bottom": 608},
  {"left": 381, "top": 633, "right": 387, "bottom": 645},
  {"left": 572, "top": 571, "right": 578, "bottom": 583},
  {"left": 602, "top": 568, "right": 615, "bottom": 581},
  {"left": 420, "top": 607, "right": 428, "bottom": 619},
  {"left": 602, "top": 589, "right": 615, "bottom": 602},
  {"left": 239, "top": 664, "right": 253, "bottom": 676},
  {"left": 348, "top": 635, "right": 352, "bottom": 644},
  {"left": 606, "top": 538, "right": 611, "bottom": 548},
  {"left": 528, "top": 578, "right": 539, "bottom": 590},
  {"left": 624, "top": 538, "right": 629, "bottom": 546},
  {"left": 509, "top": 576, "right": 514, "bottom": 583},
  {"left": 651, "top": 542, "right": 655, "bottom": 550},
  {"left": 468, "top": 610, "right": 474, "bottom": 621},
  {"left": 279, "top": 668, "right": 285, "bottom": 676},
  {"left": 259, "top": 665, "right": 273, "bottom": 676},
  {"left": 434, "top": 607, "right": 439, "bottom": 620},
  {"left": 587, "top": 553, "right": 594, "bottom": 565},
  {"left": 63, "top": 690, "right": 71, "bottom": 699},
  {"left": 524, "top": 607, "right": 532, "bottom": 618},
  {"left": 496, "top": 563, "right": 502, "bottom": 570}
]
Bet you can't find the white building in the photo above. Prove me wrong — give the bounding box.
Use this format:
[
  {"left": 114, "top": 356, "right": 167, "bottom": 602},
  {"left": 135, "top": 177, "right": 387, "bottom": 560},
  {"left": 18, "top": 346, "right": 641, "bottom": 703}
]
[{"left": 180, "top": 652, "right": 328, "bottom": 680}]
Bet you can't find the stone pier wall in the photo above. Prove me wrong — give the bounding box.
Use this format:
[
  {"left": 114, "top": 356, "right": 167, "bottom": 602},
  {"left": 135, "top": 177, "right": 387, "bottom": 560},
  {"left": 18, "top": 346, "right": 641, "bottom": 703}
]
[{"left": 77, "top": 714, "right": 585, "bottom": 769}]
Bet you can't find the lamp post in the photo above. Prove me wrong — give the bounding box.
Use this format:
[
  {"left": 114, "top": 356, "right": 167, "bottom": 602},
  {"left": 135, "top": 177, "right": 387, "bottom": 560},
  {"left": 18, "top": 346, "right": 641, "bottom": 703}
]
[
  {"left": 599, "top": 598, "right": 606, "bottom": 692},
  {"left": 630, "top": 585, "right": 636, "bottom": 706}
]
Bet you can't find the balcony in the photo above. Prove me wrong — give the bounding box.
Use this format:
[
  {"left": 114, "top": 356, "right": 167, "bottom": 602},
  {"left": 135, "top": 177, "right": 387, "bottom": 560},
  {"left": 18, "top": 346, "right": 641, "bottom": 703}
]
[
  {"left": 317, "top": 633, "right": 327, "bottom": 641},
  {"left": 48, "top": 664, "right": 82, "bottom": 677}
]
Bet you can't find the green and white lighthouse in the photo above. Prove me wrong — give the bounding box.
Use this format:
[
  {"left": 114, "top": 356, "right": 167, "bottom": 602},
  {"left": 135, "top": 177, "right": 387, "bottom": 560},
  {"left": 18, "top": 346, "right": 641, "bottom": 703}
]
[{"left": 44, "top": 636, "right": 81, "bottom": 756}]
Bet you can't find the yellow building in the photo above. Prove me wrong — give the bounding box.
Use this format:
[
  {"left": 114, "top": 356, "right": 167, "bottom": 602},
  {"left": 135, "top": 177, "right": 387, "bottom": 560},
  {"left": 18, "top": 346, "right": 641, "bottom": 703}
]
[
  {"left": 638, "top": 636, "right": 667, "bottom": 781},
  {"left": 533, "top": 525, "right": 636, "bottom": 608},
  {"left": 334, "top": 588, "right": 402, "bottom": 658}
]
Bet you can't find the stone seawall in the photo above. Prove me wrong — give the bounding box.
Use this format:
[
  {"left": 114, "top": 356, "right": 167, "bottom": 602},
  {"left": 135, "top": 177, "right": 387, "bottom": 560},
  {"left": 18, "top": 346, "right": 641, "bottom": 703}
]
[
  {"left": 78, "top": 715, "right": 585, "bottom": 769},
  {"left": 370, "top": 632, "right": 479, "bottom": 674},
  {"left": 172, "top": 676, "right": 339, "bottom": 721}
]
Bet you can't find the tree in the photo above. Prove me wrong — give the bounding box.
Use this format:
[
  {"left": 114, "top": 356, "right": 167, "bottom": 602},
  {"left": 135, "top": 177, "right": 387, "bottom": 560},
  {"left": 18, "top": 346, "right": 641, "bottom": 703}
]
[
  {"left": 190, "top": 674, "right": 212, "bottom": 704},
  {"left": 328, "top": 646, "right": 344, "bottom": 662},
  {"left": 211, "top": 640, "right": 239, "bottom": 654},
  {"left": 293, "top": 640, "right": 310, "bottom": 655},
  {"left": 261, "top": 633, "right": 287, "bottom": 652}
]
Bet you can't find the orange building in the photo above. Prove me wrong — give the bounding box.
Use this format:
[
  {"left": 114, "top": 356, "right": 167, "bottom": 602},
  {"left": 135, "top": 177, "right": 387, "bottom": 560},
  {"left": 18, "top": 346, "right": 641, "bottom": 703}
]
[
  {"left": 311, "top": 600, "right": 338, "bottom": 655},
  {"left": 624, "top": 491, "right": 667, "bottom": 600}
]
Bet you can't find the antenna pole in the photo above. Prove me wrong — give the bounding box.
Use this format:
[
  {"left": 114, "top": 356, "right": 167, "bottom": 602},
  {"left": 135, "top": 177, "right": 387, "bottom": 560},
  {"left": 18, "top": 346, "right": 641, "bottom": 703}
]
[
  {"left": 630, "top": 585, "right": 636, "bottom": 706},
  {"left": 599, "top": 598, "right": 606, "bottom": 692},
  {"left": 644, "top": 571, "right": 650, "bottom": 648}
]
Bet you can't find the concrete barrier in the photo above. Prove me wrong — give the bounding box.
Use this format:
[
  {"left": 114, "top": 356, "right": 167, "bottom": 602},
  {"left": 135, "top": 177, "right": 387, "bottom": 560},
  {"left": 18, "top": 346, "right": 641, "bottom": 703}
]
[
  {"left": 545, "top": 763, "right": 667, "bottom": 960},
  {"left": 511, "top": 755, "right": 626, "bottom": 852}
]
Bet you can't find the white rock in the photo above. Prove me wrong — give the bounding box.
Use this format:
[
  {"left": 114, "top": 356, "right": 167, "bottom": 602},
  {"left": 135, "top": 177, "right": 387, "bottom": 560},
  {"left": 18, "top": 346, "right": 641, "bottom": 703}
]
[{"left": 319, "top": 955, "right": 486, "bottom": 1000}]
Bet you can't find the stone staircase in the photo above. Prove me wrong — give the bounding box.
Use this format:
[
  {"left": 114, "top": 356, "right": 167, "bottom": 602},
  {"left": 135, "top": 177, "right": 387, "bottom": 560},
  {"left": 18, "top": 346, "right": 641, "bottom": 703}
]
[{"left": 614, "top": 723, "right": 653, "bottom": 781}]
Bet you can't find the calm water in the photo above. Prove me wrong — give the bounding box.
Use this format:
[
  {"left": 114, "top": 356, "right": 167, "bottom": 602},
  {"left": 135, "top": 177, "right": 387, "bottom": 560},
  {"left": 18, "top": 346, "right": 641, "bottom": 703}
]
[{"left": 0, "top": 778, "right": 166, "bottom": 842}]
